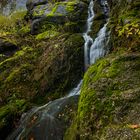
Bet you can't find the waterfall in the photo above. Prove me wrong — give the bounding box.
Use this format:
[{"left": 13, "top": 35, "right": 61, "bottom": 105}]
[
  {"left": 7, "top": 0, "right": 109, "bottom": 139},
  {"left": 68, "top": 0, "right": 95, "bottom": 97},
  {"left": 68, "top": 0, "right": 109, "bottom": 97},
  {"left": 90, "top": 23, "right": 108, "bottom": 64},
  {"left": 83, "top": 0, "right": 94, "bottom": 69}
]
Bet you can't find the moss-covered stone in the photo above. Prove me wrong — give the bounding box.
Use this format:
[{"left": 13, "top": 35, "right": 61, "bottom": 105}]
[
  {"left": 30, "top": 0, "right": 88, "bottom": 34},
  {"left": 32, "top": 33, "right": 84, "bottom": 104},
  {"left": 65, "top": 53, "right": 140, "bottom": 139},
  {"left": 0, "top": 24, "right": 85, "bottom": 139}
]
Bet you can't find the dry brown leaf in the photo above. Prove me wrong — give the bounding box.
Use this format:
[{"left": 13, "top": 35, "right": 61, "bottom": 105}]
[{"left": 129, "top": 124, "right": 140, "bottom": 129}]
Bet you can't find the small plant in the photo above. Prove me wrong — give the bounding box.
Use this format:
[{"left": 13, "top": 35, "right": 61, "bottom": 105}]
[{"left": 116, "top": 22, "right": 140, "bottom": 38}]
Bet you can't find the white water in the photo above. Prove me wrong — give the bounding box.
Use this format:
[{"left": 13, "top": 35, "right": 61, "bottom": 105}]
[
  {"left": 68, "top": 0, "right": 95, "bottom": 97},
  {"left": 83, "top": 0, "right": 94, "bottom": 69},
  {"left": 90, "top": 23, "right": 107, "bottom": 64}
]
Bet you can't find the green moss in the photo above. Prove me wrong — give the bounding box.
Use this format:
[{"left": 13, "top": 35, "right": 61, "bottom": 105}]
[
  {"left": 18, "top": 25, "right": 30, "bottom": 35},
  {"left": 65, "top": 53, "right": 140, "bottom": 139},
  {"left": 33, "top": 5, "right": 49, "bottom": 17},
  {"left": 65, "top": 2, "right": 76, "bottom": 12},
  {"left": 108, "top": 0, "right": 140, "bottom": 52},
  {"left": 0, "top": 11, "right": 27, "bottom": 34},
  {"left": 36, "top": 30, "right": 60, "bottom": 40},
  {"left": 47, "top": 4, "right": 63, "bottom": 16},
  {"left": 0, "top": 99, "right": 28, "bottom": 130},
  {"left": 64, "top": 120, "right": 78, "bottom": 140},
  {"left": 5, "top": 64, "right": 33, "bottom": 83}
]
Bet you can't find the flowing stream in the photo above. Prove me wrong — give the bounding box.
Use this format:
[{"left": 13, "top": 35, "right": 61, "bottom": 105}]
[{"left": 7, "top": 0, "right": 109, "bottom": 139}]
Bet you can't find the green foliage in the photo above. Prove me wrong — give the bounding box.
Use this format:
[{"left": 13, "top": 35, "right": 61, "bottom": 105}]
[
  {"left": 116, "top": 22, "right": 140, "bottom": 38},
  {"left": 108, "top": 0, "right": 140, "bottom": 52},
  {"left": 0, "top": 99, "right": 28, "bottom": 129},
  {"left": 0, "top": 11, "right": 27, "bottom": 35},
  {"left": 18, "top": 25, "right": 30, "bottom": 35},
  {"left": 65, "top": 2, "right": 76, "bottom": 12}
]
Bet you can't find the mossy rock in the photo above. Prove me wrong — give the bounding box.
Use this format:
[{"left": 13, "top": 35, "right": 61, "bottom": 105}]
[
  {"left": 32, "top": 33, "right": 85, "bottom": 104},
  {"left": 0, "top": 31, "right": 85, "bottom": 139},
  {"left": 0, "top": 99, "right": 29, "bottom": 139},
  {"left": 29, "top": 0, "right": 88, "bottom": 34},
  {"left": 65, "top": 53, "right": 140, "bottom": 139}
]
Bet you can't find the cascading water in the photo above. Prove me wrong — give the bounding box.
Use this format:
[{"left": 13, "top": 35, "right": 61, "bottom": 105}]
[
  {"left": 90, "top": 0, "right": 109, "bottom": 64},
  {"left": 68, "top": 0, "right": 109, "bottom": 97},
  {"left": 7, "top": 0, "right": 109, "bottom": 139},
  {"left": 67, "top": 0, "right": 95, "bottom": 97},
  {"left": 83, "top": 0, "right": 94, "bottom": 69},
  {"left": 90, "top": 23, "right": 108, "bottom": 64}
]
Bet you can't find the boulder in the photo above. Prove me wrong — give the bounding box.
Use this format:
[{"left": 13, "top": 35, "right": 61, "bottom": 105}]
[
  {"left": 27, "top": 0, "right": 88, "bottom": 34},
  {"left": 7, "top": 95, "right": 79, "bottom": 140}
]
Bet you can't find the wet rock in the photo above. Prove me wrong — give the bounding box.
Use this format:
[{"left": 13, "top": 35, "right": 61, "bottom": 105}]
[{"left": 7, "top": 96, "right": 79, "bottom": 140}]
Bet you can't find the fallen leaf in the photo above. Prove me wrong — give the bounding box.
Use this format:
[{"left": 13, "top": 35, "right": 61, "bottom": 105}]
[{"left": 129, "top": 124, "right": 140, "bottom": 129}]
